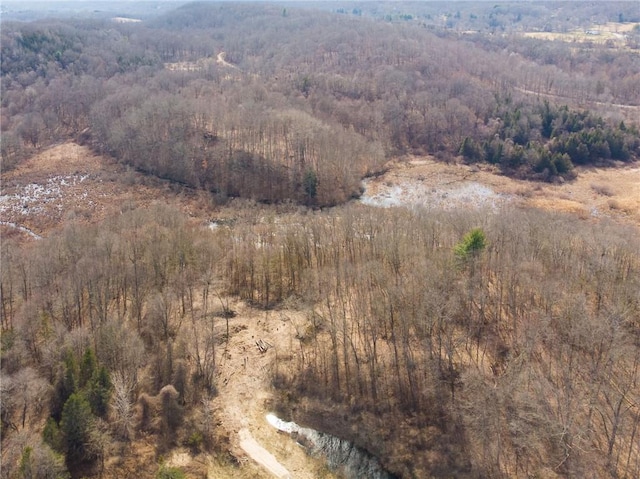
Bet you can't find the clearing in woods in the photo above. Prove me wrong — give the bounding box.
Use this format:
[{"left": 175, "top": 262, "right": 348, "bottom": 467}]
[
  {"left": 522, "top": 22, "right": 640, "bottom": 49},
  {"left": 3, "top": 143, "right": 638, "bottom": 241},
  {"left": 361, "top": 155, "right": 640, "bottom": 226}
]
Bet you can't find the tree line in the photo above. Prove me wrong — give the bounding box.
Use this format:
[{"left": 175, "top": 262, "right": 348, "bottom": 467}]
[{"left": 459, "top": 97, "right": 638, "bottom": 179}]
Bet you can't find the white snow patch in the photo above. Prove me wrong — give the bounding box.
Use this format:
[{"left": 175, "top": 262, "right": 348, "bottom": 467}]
[
  {"left": 360, "top": 178, "right": 511, "bottom": 211},
  {"left": 0, "top": 174, "right": 95, "bottom": 219},
  {"left": 112, "top": 17, "right": 142, "bottom": 23},
  {"left": 266, "top": 414, "right": 300, "bottom": 435}
]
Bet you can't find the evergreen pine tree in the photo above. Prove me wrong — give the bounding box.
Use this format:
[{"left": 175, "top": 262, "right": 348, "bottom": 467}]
[
  {"left": 88, "top": 366, "right": 112, "bottom": 418},
  {"left": 79, "top": 348, "right": 98, "bottom": 389},
  {"left": 51, "top": 350, "right": 78, "bottom": 421},
  {"left": 60, "top": 393, "right": 93, "bottom": 464}
]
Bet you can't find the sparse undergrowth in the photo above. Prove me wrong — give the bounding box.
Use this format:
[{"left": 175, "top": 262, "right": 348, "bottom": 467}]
[
  {"left": 2, "top": 201, "right": 638, "bottom": 478},
  {"left": 2, "top": 2, "right": 640, "bottom": 478}
]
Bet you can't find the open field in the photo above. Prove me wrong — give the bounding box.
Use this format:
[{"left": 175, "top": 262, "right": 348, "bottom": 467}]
[
  {"left": 4, "top": 143, "right": 638, "bottom": 243},
  {"left": 362, "top": 156, "right": 640, "bottom": 226},
  {"left": 0, "top": 142, "right": 215, "bottom": 240},
  {"left": 523, "top": 22, "right": 640, "bottom": 49}
]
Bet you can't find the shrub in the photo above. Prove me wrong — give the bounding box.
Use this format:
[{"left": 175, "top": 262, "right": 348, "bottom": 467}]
[
  {"left": 454, "top": 228, "right": 487, "bottom": 261},
  {"left": 156, "top": 465, "right": 186, "bottom": 479},
  {"left": 186, "top": 431, "right": 203, "bottom": 453}
]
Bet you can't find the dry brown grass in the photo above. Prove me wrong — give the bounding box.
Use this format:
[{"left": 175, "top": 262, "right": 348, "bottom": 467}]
[
  {"left": 363, "top": 156, "right": 640, "bottom": 227},
  {"left": 591, "top": 182, "right": 616, "bottom": 196},
  {"left": 523, "top": 22, "right": 640, "bottom": 49},
  {"left": 0, "top": 142, "right": 214, "bottom": 238}
]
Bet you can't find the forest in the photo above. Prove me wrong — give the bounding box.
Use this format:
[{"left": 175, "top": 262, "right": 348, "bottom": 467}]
[
  {"left": 1, "top": 2, "right": 639, "bottom": 478},
  {"left": 2, "top": 2, "right": 640, "bottom": 203}
]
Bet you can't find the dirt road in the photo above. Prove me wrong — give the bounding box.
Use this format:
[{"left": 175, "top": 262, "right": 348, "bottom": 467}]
[
  {"left": 212, "top": 304, "right": 334, "bottom": 478},
  {"left": 240, "top": 428, "right": 291, "bottom": 479},
  {"left": 216, "top": 51, "right": 240, "bottom": 70}
]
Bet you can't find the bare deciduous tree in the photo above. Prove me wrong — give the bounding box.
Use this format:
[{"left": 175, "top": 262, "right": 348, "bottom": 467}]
[{"left": 110, "top": 372, "right": 136, "bottom": 440}]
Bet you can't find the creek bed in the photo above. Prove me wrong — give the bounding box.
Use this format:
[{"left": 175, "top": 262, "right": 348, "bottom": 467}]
[{"left": 267, "top": 414, "right": 396, "bottom": 479}]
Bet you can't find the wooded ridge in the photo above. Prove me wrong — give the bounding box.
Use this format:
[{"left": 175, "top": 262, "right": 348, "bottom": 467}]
[{"left": 2, "top": 2, "right": 639, "bottom": 478}]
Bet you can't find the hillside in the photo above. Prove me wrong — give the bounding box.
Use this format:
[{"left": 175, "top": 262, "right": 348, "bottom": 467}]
[
  {"left": 2, "top": 140, "right": 639, "bottom": 478},
  {"left": 2, "top": 2, "right": 640, "bottom": 479}
]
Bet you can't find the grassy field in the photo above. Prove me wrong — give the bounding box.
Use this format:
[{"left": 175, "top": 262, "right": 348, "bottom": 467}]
[
  {"left": 523, "top": 22, "right": 640, "bottom": 49},
  {"left": 362, "top": 155, "right": 640, "bottom": 227}
]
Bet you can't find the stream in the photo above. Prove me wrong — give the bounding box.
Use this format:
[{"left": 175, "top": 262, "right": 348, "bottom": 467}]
[
  {"left": 0, "top": 221, "right": 42, "bottom": 239},
  {"left": 267, "top": 414, "right": 396, "bottom": 479}
]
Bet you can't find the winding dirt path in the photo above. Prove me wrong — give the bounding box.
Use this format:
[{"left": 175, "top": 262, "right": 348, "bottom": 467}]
[
  {"left": 212, "top": 304, "right": 334, "bottom": 478},
  {"left": 216, "top": 51, "right": 240, "bottom": 70},
  {"left": 514, "top": 86, "right": 640, "bottom": 111},
  {"left": 240, "top": 429, "right": 291, "bottom": 479}
]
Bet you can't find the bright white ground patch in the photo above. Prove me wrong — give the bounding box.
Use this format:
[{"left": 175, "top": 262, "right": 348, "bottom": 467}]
[
  {"left": 360, "top": 178, "right": 511, "bottom": 210},
  {"left": 1, "top": 174, "right": 91, "bottom": 217},
  {"left": 266, "top": 413, "right": 300, "bottom": 435}
]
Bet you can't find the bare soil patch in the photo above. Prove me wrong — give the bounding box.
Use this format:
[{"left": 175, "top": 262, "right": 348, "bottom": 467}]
[{"left": 211, "top": 302, "right": 334, "bottom": 478}]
